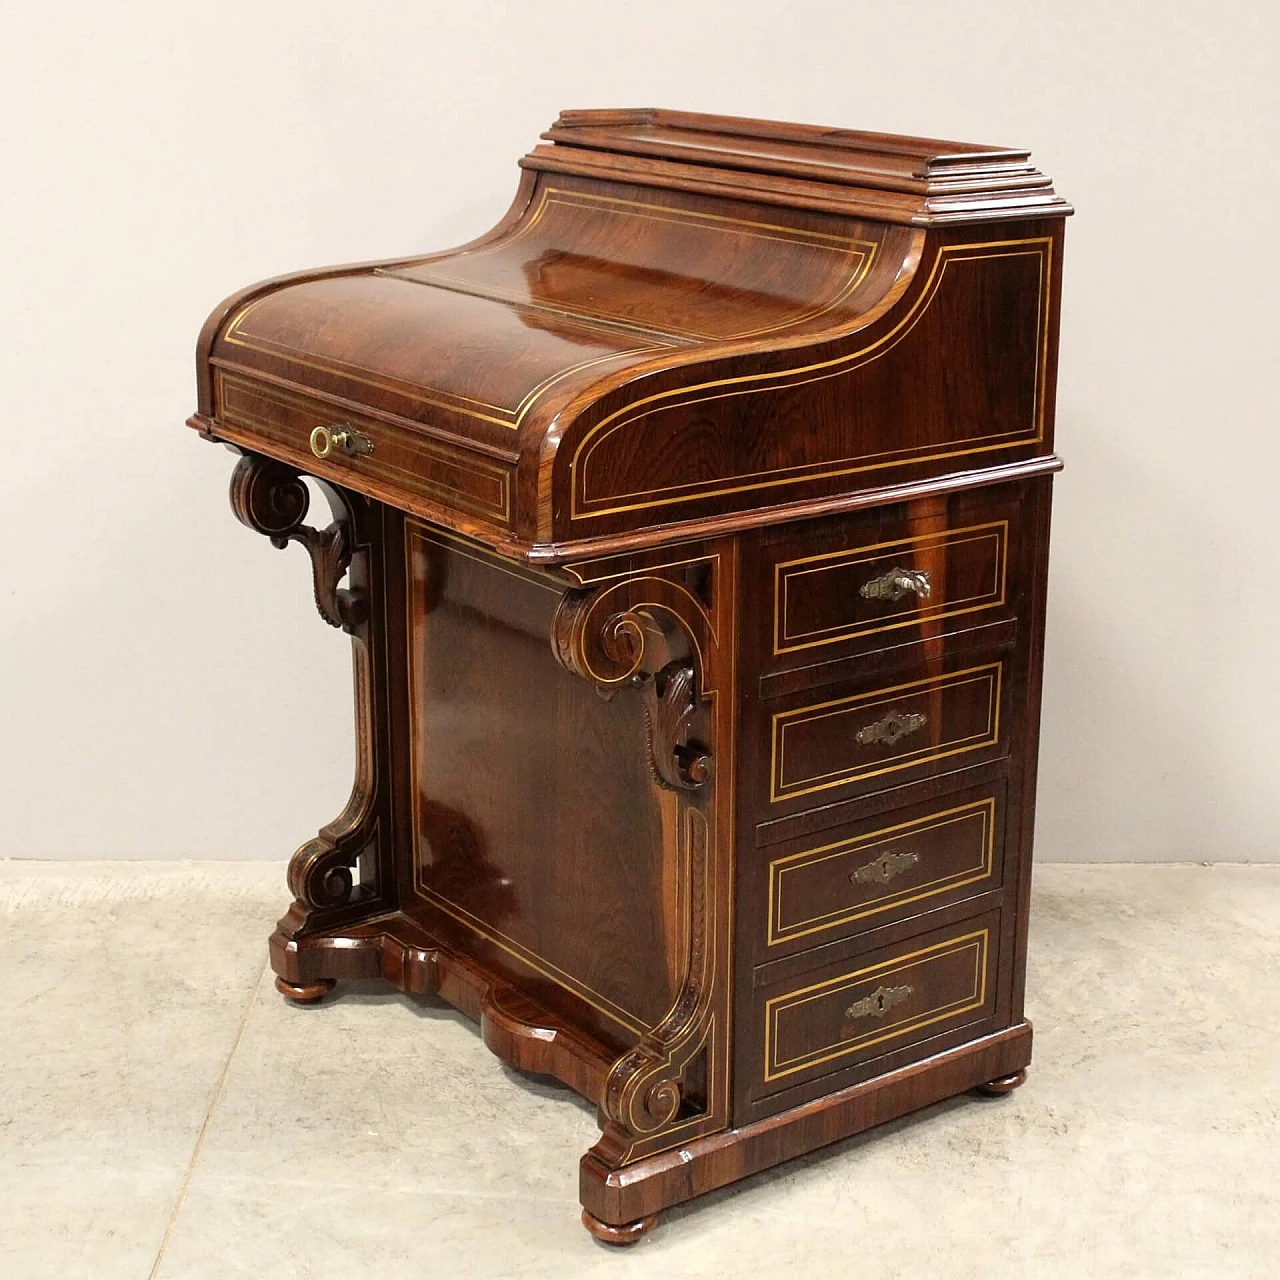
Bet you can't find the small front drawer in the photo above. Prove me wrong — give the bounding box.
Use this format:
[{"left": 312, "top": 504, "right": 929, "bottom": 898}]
[
  {"left": 756, "top": 487, "right": 1024, "bottom": 672},
  {"left": 769, "top": 656, "right": 1009, "bottom": 807},
  {"left": 213, "top": 369, "right": 514, "bottom": 526},
  {"left": 764, "top": 779, "right": 1007, "bottom": 953},
  {"left": 756, "top": 912, "right": 1000, "bottom": 1097}
]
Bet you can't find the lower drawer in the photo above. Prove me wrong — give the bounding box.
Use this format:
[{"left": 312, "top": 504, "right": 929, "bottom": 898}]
[
  {"left": 747, "top": 910, "right": 1001, "bottom": 1106},
  {"left": 765, "top": 652, "right": 1010, "bottom": 809},
  {"left": 760, "top": 777, "right": 1008, "bottom": 957}
]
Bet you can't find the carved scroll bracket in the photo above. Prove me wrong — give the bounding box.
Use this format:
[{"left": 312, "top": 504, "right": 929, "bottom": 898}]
[
  {"left": 551, "top": 573, "right": 715, "bottom": 793},
  {"left": 551, "top": 557, "right": 729, "bottom": 1166},
  {"left": 228, "top": 451, "right": 382, "bottom": 923},
  {"left": 642, "top": 662, "right": 711, "bottom": 791},
  {"left": 230, "top": 453, "right": 368, "bottom": 634},
  {"left": 599, "top": 806, "right": 712, "bottom": 1145}
]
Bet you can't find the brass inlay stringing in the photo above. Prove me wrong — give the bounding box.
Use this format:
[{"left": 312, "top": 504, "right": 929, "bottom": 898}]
[
  {"left": 855, "top": 709, "right": 927, "bottom": 748},
  {"left": 773, "top": 521, "right": 1008, "bottom": 656},
  {"left": 763, "top": 928, "right": 989, "bottom": 1080},
  {"left": 767, "top": 797, "right": 996, "bottom": 946},
  {"left": 214, "top": 371, "right": 512, "bottom": 521},
  {"left": 852, "top": 848, "right": 920, "bottom": 886},
  {"left": 401, "top": 523, "right": 646, "bottom": 1035},
  {"left": 225, "top": 281, "right": 671, "bottom": 432},
  {"left": 771, "top": 662, "right": 1003, "bottom": 802},
  {"left": 845, "top": 984, "right": 913, "bottom": 1021},
  {"left": 572, "top": 237, "right": 1053, "bottom": 518},
  {"left": 860, "top": 566, "right": 931, "bottom": 603},
  {"left": 395, "top": 186, "right": 880, "bottom": 343},
  {"left": 228, "top": 182, "right": 879, "bottom": 434},
  {"left": 561, "top": 547, "right": 722, "bottom": 588}
]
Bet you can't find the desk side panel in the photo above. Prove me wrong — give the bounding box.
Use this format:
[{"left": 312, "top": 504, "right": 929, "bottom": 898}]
[
  {"left": 400, "top": 525, "right": 682, "bottom": 1047},
  {"left": 550, "top": 218, "right": 1064, "bottom": 541}
]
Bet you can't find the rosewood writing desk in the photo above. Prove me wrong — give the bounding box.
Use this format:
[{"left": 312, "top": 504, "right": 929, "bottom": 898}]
[{"left": 189, "top": 109, "right": 1069, "bottom": 1244}]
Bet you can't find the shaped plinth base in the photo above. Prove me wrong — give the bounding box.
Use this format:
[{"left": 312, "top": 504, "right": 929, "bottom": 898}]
[
  {"left": 268, "top": 913, "right": 618, "bottom": 1105},
  {"left": 580, "top": 1023, "right": 1033, "bottom": 1231},
  {"left": 275, "top": 976, "right": 335, "bottom": 1004},
  {"left": 270, "top": 913, "right": 1034, "bottom": 1241},
  {"left": 581, "top": 1210, "right": 659, "bottom": 1246},
  {"left": 974, "top": 1068, "right": 1028, "bottom": 1097}
]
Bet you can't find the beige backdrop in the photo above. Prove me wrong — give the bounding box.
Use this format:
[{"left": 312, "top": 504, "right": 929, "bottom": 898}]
[{"left": 3, "top": 1, "right": 1276, "bottom": 861}]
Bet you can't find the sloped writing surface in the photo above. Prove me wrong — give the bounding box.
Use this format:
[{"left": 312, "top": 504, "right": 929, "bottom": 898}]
[
  {"left": 215, "top": 270, "right": 676, "bottom": 448},
  {"left": 386, "top": 180, "right": 880, "bottom": 343}
]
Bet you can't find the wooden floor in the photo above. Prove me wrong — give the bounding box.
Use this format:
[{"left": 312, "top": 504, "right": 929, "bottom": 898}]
[{"left": 3, "top": 861, "right": 1277, "bottom": 1279}]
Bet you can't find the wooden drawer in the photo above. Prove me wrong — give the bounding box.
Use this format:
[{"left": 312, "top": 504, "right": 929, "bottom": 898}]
[
  {"left": 762, "top": 779, "right": 1007, "bottom": 955},
  {"left": 767, "top": 653, "right": 1010, "bottom": 808},
  {"left": 752, "top": 911, "right": 1000, "bottom": 1101},
  {"left": 212, "top": 368, "right": 515, "bottom": 526},
  {"left": 756, "top": 487, "right": 1025, "bottom": 672}
]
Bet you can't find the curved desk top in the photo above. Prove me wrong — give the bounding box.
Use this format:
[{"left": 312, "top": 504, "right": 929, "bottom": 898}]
[{"left": 192, "top": 109, "right": 1069, "bottom": 559}]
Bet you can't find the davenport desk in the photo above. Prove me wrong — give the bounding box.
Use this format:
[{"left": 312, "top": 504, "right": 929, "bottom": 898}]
[{"left": 189, "top": 109, "right": 1069, "bottom": 1244}]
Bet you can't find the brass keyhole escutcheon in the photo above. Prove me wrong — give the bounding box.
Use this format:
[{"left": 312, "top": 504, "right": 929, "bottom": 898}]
[
  {"left": 310, "top": 423, "right": 374, "bottom": 460},
  {"left": 855, "top": 708, "right": 928, "bottom": 748}
]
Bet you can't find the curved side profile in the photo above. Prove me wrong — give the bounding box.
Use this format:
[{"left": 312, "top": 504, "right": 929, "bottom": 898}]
[{"left": 190, "top": 108, "right": 1067, "bottom": 557}]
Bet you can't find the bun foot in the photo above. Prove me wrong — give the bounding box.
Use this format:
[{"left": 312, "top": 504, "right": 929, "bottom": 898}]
[
  {"left": 581, "top": 1209, "right": 659, "bottom": 1246},
  {"left": 975, "top": 1068, "right": 1027, "bottom": 1097},
  {"left": 275, "top": 976, "right": 335, "bottom": 1004}
]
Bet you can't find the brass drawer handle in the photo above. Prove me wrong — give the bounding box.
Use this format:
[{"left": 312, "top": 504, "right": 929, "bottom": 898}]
[
  {"left": 855, "top": 708, "right": 927, "bottom": 748},
  {"left": 860, "top": 566, "right": 931, "bottom": 603},
  {"left": 851, "top": 848, "right": 920, "bottom": 886},
  {"left": 845, "top": 983, "right": 914, "bottom": 1021},
  {"left": 310, "top": 423, "right": 375, "bottom": 460}
]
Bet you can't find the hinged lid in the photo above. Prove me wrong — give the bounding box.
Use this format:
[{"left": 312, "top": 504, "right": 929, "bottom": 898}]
[{"left": 191, "top": 109, "right": 1068, "bottom": 562}]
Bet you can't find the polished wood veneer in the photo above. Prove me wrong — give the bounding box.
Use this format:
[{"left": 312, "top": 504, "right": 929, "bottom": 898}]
[
  {"left": 758, "top": 912, "right": 1000, "bottom": 1090},
  {"left": 760, "top": 779, "right": 1008, "bottom": 952},
  {"left": 189, "top": 108, "right": 1068, "bottom": 1244}
]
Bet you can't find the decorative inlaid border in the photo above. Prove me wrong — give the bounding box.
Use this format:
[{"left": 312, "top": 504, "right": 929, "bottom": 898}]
[
  {"left": 763, "top": 929, "right": 989, "bottom": 1081},
  {"left": 216, "top": 371, "right": 512, "bottom": 522},
  {"left": 224, "top": 296, "right": 669, "bottom": 434},
  {"left": 402, "top": 521, "right": 647, "bottom": 1035},
  {"left": 773, "top": 520, "right": 1008, "bottom": 655},
  {"left": 571, "top": 237, "right": 1053, "bottom": 518},
  {"left": 767, "top": 797, "right": 997, "bottom": 945},
  {"left": 770, "top": 662, "right": 1003, "bottom": 802},
  {"left": 391, "top": 186, "right": 879, "bottom": 343},
  {"left": 222, "top": 185, "right": 877, "bottom": 432},
  {"left": 546, "top": 540, "right": 737, "bottom": 1165}
]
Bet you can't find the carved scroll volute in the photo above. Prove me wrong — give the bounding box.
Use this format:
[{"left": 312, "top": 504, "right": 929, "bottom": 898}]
[
  {"left": 550, "top": 593, "right": 647, "bottom": 687},
  {"left": 599, "top": 804, "right": 712, "bottom": 1146},
  {"left": 229, "top": 453, "right": 367, "bottom": 634},
  {"left": 552, "top": 558, "right": 729, "bottom": 1167},
  {"left": 552, "top": 577, "right": 713, "bottom": 791},
  {"left": 228, "top": 451, "right": 382, "bottom": 923}
]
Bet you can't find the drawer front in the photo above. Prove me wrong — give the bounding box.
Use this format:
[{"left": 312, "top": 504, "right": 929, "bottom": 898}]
[
  {"left": 765, "top": 780, "right": 1006, "bottom": 951},
  {"left": 758, "top": 913, "right": 999, "bottom": 1093},
  {"left": 213, "top": 369, "right": 514, "bottom": 525},
  {"left": 755, "top": 487, "right": 1025, "bottom": 672},
  {"left": 770, "top": 658, "right": 1007, "bottom": 806},
  {"left": 776, "top": 521, "right": 1007, "bottom": 655}
]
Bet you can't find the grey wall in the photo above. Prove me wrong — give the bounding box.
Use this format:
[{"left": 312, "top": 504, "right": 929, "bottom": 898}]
[{"left": 3, "top": 1, "right": 1276, "bottom": 860}]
